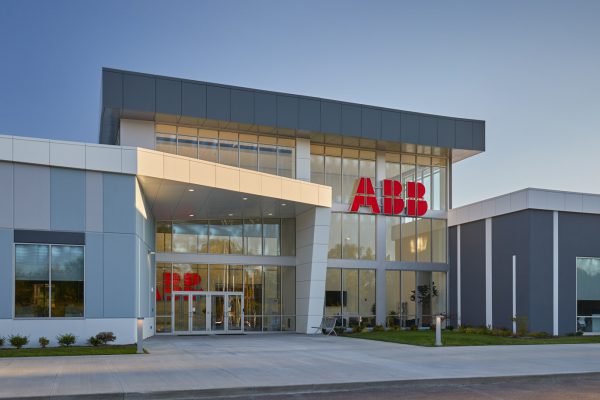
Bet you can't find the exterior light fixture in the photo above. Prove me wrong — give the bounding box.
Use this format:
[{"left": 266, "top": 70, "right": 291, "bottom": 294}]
[
  {"left": 188, "top": 188, "right": 195, "bottom": 192},
  {"left": 242, "top": 197, "right": 248, "bottom": 201}
]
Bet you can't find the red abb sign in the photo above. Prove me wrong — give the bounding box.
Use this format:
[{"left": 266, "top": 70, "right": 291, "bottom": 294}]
[{"left": 349, "top": 177, "right": 428, "bottom": 216}]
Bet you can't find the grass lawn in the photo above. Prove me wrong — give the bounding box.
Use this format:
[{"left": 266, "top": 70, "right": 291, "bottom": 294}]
[
  {"left": 348, "top": 330, "right": 600, "bottom": 347},
  {"left": 0, "top": 345, "right": 140, "bottom": 358}
]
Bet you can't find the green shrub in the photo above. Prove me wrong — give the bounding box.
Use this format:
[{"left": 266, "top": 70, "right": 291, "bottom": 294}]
[
  {"left": 490, "top": 329, "right": 513, "bottom": 337},
  {"left": 529, "top": 331, "right": 551, "bottom": 338},
  {"left": 566, "top": 331, "right": 584, "bottom": 337},
  {"left": 373, "top": 324, "right": 385, "bottom": 332},
  {"left": 410, "top": 325, "right": 418, "bottom": 331},
  {"left": 95, "top": 332, "right": 117, "bottom": 344},
  {"left": 512, "top": 316, "right": 528, "bottom": 337},
  {"left": 0, "top": 336, "right": 5, "bottom": 347},
  {"left": 446, "top": 325, "right": 454, "bottom": 331},
  {"left": 88, "top": 336, "right": 103, "bottom": 346},
  {"left": 38, "top": 337, "right": 50, "bottom": 348},
  {"left": 57, "top": 333, "right": 76, "bottom": 347},
  {"left": 9, "top": 334, "right": 29, "bottom": 349}
]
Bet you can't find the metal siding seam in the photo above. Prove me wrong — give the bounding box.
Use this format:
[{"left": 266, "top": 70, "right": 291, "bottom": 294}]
[
  {"left": 485, "top": 218, "right": 492, "bottom": 327},
  {"left": 553, "top": 211, "right": 559, "bottom": 335},
  {"left": 457, "top": 224, "right": 461, "bottom": 326}
]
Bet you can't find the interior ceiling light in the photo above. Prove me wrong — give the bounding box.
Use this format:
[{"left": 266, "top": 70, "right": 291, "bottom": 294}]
[
  {"left": 242, "top": 197, "right": 248, "bottom": 201},
  {"left": 267, "top": 213, "right": 273, "bottom": 216},
  {"left": 188, "top": 188, "right": 195, "bottom": 192},
  {"left": 281, "top": 203, "right": 287, "bottom": 206},
  {"left": 228, "top": 213, "right": 234, "bottom": 216},
  {"left": 189, "top": 214, "right": 194, "bottom": 217}
]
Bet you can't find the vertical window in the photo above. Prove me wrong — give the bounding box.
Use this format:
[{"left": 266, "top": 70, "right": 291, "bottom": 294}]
[
  {"left": 577, "top": 258, "right": 600, "bottom": 333},
  {"left": 277, "top": 138, "right": 295, "bottom": 178},
  {"left": 342, "top": 269, "right": 359, "bottom": 320},
  {"left": 155, "top": 124, "right": 177, "bottom": 155},
  {"left": 359, "top": 214, "right": 376, "bottom": 260},
  {"left": 401, "top": 217, "right": 416, "bottom": 262},
  {"left": 219, "top": 131, "right": 239, "bottom": 167},
  {"left": 385, "top": 154, "right": 401, "bottom": 180},
  {"left": 417, "top": 156, "right": 432, "bottom": 207},
  {"left": 239, "top": 134, "right": 258, "bottom": 171},
  {"left": 386, "top": 270, "right": 401, "bottom": 326},
  {"left": 432, "top": 271, "right": 447, "bottom": 320},
  {"left": 280, "top": 219, "right": 296, "bottom": 256},
  {"left": 177, "top": 126, "right": 198, "bottom": 159},
  {"left": 156, "top": 221, "right": 172, "bottom": 252},
  {"left": 417, "top": 218, "right": 432, "bottom": 263},
  {"left": 243, "top": 219, "right": 262, "bottom": 256},
  {"left": 401, "top": 155, "right": 416, "bottom": 199},
  {"left": 263, "top": 219, "right": 280, "bottom": 256},
  {"left": 359, "top": 151, "right": 376, "bottom": 180},
  {"left": 401, "top": 270, "right": 416, "bottom": 327},
  {"left": 359, "top": 269, "right": 376, "bottom": 325},
  {"left": 228, "top": 265, "right": 243, "bottom": 292},
  {"left": 386, "top": 216, "right": 401, "bottom": 261},
  {"left": 328, "top": 213, "right": 342, "bottom": 259},
  {"left": 198, "top": 129, "right": 219, "bottom": 163},
  {"left": 432, "top": 219, "right": 447, "bottom": 263},
  {"left": 325, "top": 268, "right": 342, "bottom": 317},
  {"left": 258, "top": 136, "right": 278, "bottom": 175},
  {"left": 15, "top": 244, "right": 84, "bottom": 318},
  {"left": 341, "top": 149, "right": 359, "bottom": 204},
  {"left": 209, "top": 264, "right": 227, "bottom": 291},
  {"left": 325, "top": 147, "right": 342, "bottom": 203},
  {"left": 263, "top": 266, "right": 281, "bottom": 331},
  {"left": 432, "top": 158, "right": 447, "bottom": 210},
  {"left": 342, "top": 213, "right": 359, "bottom": 260},
  {"left": 281, "top": 266, "right": 296, "bottom": 331},
  {"left": 155, "top": 263, "right": 172, "bottom": 333},
  {"left": 243, "top": 266, "right": 263, "bottom": 331},
  {"left": 310, "top": 145, "right": 325, "bottom": 184}
]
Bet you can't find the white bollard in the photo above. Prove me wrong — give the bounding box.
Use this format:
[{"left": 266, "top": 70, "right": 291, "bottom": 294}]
[
  {"left": 137, "top": 317, "right": 144, "bottom": 354},
  {"left": 435, "top": 315, "right": 442, "bottom": 347}
]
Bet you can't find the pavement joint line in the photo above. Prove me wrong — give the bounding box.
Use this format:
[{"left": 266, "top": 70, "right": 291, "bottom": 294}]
[{"left": 6, "top": 372, "right": 600, "bottom": 400}]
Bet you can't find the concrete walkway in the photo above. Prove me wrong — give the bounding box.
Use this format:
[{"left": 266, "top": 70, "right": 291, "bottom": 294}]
[{"left": 0, "top": 334, "right": 599, "bottom": 398}]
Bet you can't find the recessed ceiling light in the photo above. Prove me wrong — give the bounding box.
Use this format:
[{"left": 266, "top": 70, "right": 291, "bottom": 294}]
[
  {"left": 242, "top": 197, "right": 248, "bottom": 201},
  {"left": 189, "top": 214, "right": 194, "bottom": 217},
  {"left": 281, "top": 203, "right": 286, "bottom": 206},
  {"left": 228, "top": 213, "right": 233, "bottom": 217},
  {"left": 188, "top": 188, "right": 195, "bottom": 192},
  {"left": 267, "top": 213, "right": 273, "bottom": 216}
]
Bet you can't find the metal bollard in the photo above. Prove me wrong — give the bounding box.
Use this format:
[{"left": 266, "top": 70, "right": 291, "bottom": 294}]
[{"left": 435, "top": 315, "right": 442, "bottom": 347}]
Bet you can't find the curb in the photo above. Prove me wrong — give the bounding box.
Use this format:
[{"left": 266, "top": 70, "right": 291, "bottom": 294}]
[{"left": 10, "top": 371, "right": 600, "bottom": 400}]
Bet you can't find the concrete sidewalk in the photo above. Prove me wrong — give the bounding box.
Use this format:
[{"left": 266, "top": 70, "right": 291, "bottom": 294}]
[{"left": 0, "top": 334, "right": 599, "bottom": 398}]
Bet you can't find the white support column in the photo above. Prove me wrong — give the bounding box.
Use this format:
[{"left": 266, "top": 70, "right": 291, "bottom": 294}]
[
  {"left": 295, "top": 206, "right": 331, "bottom": 333},
  {"left": 295, "top": 138, "right": 311, "bottom": 182},
  {"left": 512, "top": 255, "right": 517, "bottom": 335},
  {"left": 485, "top": 218, "right": 493, "bottom": 328},
  {"left": 457, "top": 225, "right": 461, "bottom": 327},
  {"left": 553, "top": 211, "right": 559, "bottom": 336}
]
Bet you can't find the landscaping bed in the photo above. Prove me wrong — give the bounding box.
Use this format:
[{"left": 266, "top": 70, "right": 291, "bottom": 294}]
[{"left": 0, "top": 344, "right": 139, "bottom": 358}]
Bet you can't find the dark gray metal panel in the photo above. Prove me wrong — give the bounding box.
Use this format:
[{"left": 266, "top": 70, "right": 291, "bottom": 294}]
[
  {"left": 321, "top": 101, "right": 341, "bottom": 134},
  {"left": 156, "top": 78, "right": 181, "bottom": 117},
  {"left": 0, "top": 228, "right": 12, "bottom": 318},
  {"left": 361, "top": 107, "right": 380, "bottom": 140},
  {"left": 254, "top": 92, "right": 276, "bottom": 127},
  {"left": 206, "top": 85, "right": 230, "bottom": 122},
  {"left": 277, "top": 95, "right": 298, "bottom": 130},
  {"left": 437, "top": 118, "right": 455, "bottom": 148},
  {"left": 473, "top": 120, "right": 485, "bottom": 150},
  {"left": 50, "top": 168, "right": 86, "bottom": 232},
  {"left": 448, "top": 226, "right": 458, "bottom": 327},
  {"left": 558, "top": 212, "right": 600, "bottom": 334},
  {"left": 381, "top": 110, "right": 401, "bottom": 142},
  {"left": 400, "top": 112, "right": 418, "bottom": 144},
  {"left": 14, "top": 230, "right": 85, "bottom": 244},
  {"left": 460, "top": 220, "right": 486, "bottom": 327},
  {"left": 341, "top": 104, "right": 361, "bottom": 137},
  {"left": 528, "top": 210, "right": 554, "bottom": 333},
  {"left": 298, "top": 98, "right": 320, "bottom": 132},
  {"left": 418, "top": 116, "right": 437, "bottom": 146},
  {"left": 491, "top": 211, "right": 530, "bottom": 330},
  {"left": 123, "top": 73, "right": 155, "bottom": 114},
  {"left": 230, "top": 89, "right": 254, "bottom": 124},
  {"left": 455, "top": 120, "right": 473, "bottom": 149},
  {"left": 85, "top": 232, "right": 103, "bottom": 318},
  {"left": 181, "top": 81, "right": 206, "bottom": 119},
  {"left": 102, "top": 70, "right": 122, "bottom": 109}
]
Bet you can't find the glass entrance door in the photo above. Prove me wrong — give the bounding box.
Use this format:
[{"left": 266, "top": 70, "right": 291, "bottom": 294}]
[
  {"left": 211, "top": 294, "right": 225, "bottom": 331},
  {"left": 191, "top": 294, "right": 207, "bottom": 332},
  {"left": 173, "top": 292, "right": 208, "bottom": 333},
  {"left": 172, "top": 292, "right": 243, "bottom": 334},
  {"left": 228, "top": 294, "right": 243, "bottom": 331}
]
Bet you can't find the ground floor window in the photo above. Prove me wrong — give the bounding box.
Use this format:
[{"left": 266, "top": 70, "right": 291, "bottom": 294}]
[
  {"left": 155, "top": 264, "right": 295, "bottom": 333},
  {"left": 15, "top": 244, "right": 84, "bottom": 318},
  {"left": 577, "top": 257, "right": 600, "bottom": 333},
  {"left": 324, "top": 268, "right": 376, "bottom": 327},
  {"left": 385, "top": 270, "right": 446, "bottom": 328}
]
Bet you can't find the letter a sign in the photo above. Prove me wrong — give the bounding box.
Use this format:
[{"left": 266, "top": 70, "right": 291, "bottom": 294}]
[{"left": 349, "top": 177, "right": 427, "bottom": 217}]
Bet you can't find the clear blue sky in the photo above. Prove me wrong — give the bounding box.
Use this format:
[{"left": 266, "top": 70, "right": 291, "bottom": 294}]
[{"left": 1, "top": 0, "right": 599, "bottom": 206}]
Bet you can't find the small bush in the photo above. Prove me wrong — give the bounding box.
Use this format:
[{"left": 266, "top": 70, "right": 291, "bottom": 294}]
[
  {"left": 0, "top": 336, "right": 5, "bottom": 347},
  {"left": 95, "top": 332, "right": 117, "bottom": 344},
  {"left": 490, "top": 329, "right": 513, "bottom": 337},
  {"left": 38, "top": 337, "right": 50, "bottom": 348},
  {"left": 529, "top": 331, "right": 551, "bottom": 338},
  {"left": 57, "top": 333, "right": 76, "bottom": 347},
  {"left": 446, "top": 325, "right": 454, "bottom": 331},
  {"left": 9, "top": 334, "right": 29, "bottom": 349},
  {"left": 410, "top": 325, "right": 418, "bottom": 331},
  {"left": 373, "top": 324, "right": 385, "bottom": 332},
  {"left": 512, "top": 316, "right": 529, "bottom": 337},
  {"left": 88, "top": 336, "right": 103, "bottom": 346}
]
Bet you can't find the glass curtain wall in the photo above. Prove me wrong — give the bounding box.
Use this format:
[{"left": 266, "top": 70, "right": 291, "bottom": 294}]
[
  {"left": 386, "top": 216, "right": 446, "bottom": 263},
  {"left": 157, "top": 219, "right": 295, "bottom": 256},
  {"left": 155, "top": 124, "right": 295, "bottom": 178},
  {"left": 385, "top": 270, "right": 446, "bottom": 328},
  {"left": 324, "top": 268, "right": 376, "bottom": 327},
  {"left": 328, "top": 212, "right": 376, "bottom": 260},
  {"left": 156, "top": 264, "right": 296, "bottom": 333},
  {"left": 576, "top": 257, "right": 600, "bottom": 333},
  {"left": 15, "top": 244, "right": 84, "bottom": 318}
]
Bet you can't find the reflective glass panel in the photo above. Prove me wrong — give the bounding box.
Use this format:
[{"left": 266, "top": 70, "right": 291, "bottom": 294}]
[
  {"left": 359, "top": 270, "right": 376, "bottom": 324},
  {"left": 386, "top": 216, "right": 401, "bottom": 261},
  {"left": 280, "top": 219, "right": 296, "bottom": 256},
  {"left": 243, "top": 266, "right": 262, "bottom": 331},
  {"left": 577, "top": 258, "right": 600, "bottom": 333},
  {"left": 198, "top": 130, "right": 218, "bottom": 163},
  {"left": 219, "top": 139, "right": 239, "bottom": 167},
  {"left": 281, "top": 266, "right": 296, "bottom": 331},
  {"left": 263, "top": 266, "right": 281, "bottom": 331},
  {"left": 359, "top": 214, "right": 376, "bottom": 260},
  {"left": 431, "top": 271, "right": 447, "bottom": 319},
  {"left": 155, "top": 263, "right": 172, "bottom": 328},
  {"left": 177, "top": 135, "right": 198, "bottom": 159},
  {"left": 15, "top": 244, "right": 49, "bottom": 318},
  {"left": 243, "top": 219, "right": 262, "bottom": 255},
  {"left": 386, "top": 270, "right": 401, "bottom": 327},
  {"left": 310, "top": 154, "right": 325, "bottom": 184},
  {"left": 328, "top": 213, "right": 342, "bottom": 259},
  {"left": 432, "top": 219, "right": 447, "bottom": 263},
  {"left": 401, "top": 217, "right": 416, "bottom": 262},
  {"left": 156, "top": 132, "right": 177, "bottom": 155},
  {"left": 342, "top": 154, "right": 359, "bottom": 204},
  {"left": 156, "top": 221, "right": 172, "bottom": 252},
  {"left": 325, "top": 268, "right": 342, "bottom": 316},
  {"left": 417, "top": 218, "right": 432, "bottom": 263},
  {"left": 416, "top": 271, "right": 433, "bottom": 327},
  {"left": 258, "top": 143, "right": 277, "bottom": 175},
  {"left": 342, "top": 213, "right": 359, "bottom": 260},
  {"left": 228, "top": 265, "right": 243, "bottom": 292},
  {"left": 50, "top": 246, "right": 84, "bottom": 317},
  {"left": 278, "top": 146, "right": 295, "bottom": 178},
  {"left": 209, "top": 264, "right": 227, "bottom": 292},
  {"left": 325, "top": 155, "right": 342, "bottom": 203},
  {"left": 401, "top": 271, "right": 416, "bottom": 327},
  {"left": 263, "top": 219, "right": 280, "bottom": 256},
  {"left": 342, "top": 269, "right": 359, "bottom": 317},
  {"left": 209, "top": 220, "right": 243, "bottom": 254},
  {"left": 239, "top": 141, "right": 258, "bottom": 171}
]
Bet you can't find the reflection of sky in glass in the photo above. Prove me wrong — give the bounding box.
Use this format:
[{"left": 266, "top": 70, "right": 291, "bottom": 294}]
[
  {"left": 577, "top": 258, "right": 600, "bottom": 277},
  {"left": 51, "top": 246, "right": 84, "bottom": 281},
  {"left": 15, "top": 244, "right": 48, "bottom": 280}
]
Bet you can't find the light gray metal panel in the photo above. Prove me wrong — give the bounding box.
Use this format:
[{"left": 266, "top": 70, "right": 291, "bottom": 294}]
[
  {"left": 50, "top": 168, "right": 85, "bottom": 231},
  {"left": 473, "top": 121, "right": 485, "bottom": 150},
  {"left": 102, "top": 70, "right": 123, "bottom": 109},
  {"left": 86, "top": 171, "right": 103, "bottom": 232},
  {"left": 103, "top": 233, "right": 136, "bottom": 318},
  {"left": 381, "top": 110, "right": 401, "bottom": 142},
  {"left": 419, "top": 116, "right": 437, "bottom": 145},
  {"left": 321, "top": 101, "right": 341, "bottom": 134},
  {"left": 437, "top": 118, "right": 455, "bottom": 148},
  {"left": 230, "top": 89, "right": 254, "bottom": 124},
  {"left": 156, "top": 78, "right": 181, "bottom": 117},
  {"left": 103, "top": 174, "right": 135, "bottom": 234},
  {"left": 400, "top": 112, "right": 419, "bottom": 144},
  {"left": 0, "top": 162, "right": 14, "bottom": 228},
  {"left": 455, "top": 120, "right": 473, "bottom": 149},
  {"left": 277, "top": 95, "right": 298, "bottom": 130},
  {"left": 361, "top": 107, "right": 380, "bottom": 140},
  {"left": 298, "top": 98, "right": 320, "bottom": 132},
  {"left": 137, "top": 236, "right": 151, "bottom": 317},
  {"left": 0, "top": 228, "right": 12, "bottom": 318},
  {"left": 14, "top": 164, "right": 50, "bottom": 230},
  {"left": 206, "top": 85, "right": 230, "bottom": 121},
  {"left": 123, "top": 73, "right": 155, "bottom": 115},
  {"left": 181, "top": 81, "right": 207, "bottom": 120},
  {"left": 341, "top": 104, "right": 361, "bottom": 136},
  {"left": 254, "top": 92, "right": 277, "bottom": 127},
  {"left": 85, "top": 232, "right": 103, "bottom": 318}
]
